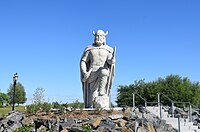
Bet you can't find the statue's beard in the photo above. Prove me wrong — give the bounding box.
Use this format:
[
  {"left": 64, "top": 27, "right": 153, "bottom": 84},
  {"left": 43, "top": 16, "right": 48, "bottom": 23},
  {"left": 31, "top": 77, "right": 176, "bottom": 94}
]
[{"left": 95, "top": 41, "right": 103, "bottom": 46}]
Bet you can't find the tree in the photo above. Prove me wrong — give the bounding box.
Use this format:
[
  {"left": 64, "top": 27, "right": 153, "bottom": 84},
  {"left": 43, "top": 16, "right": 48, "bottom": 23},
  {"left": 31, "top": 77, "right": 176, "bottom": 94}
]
[
  {"left": 116, "top": 84, "right": 134, "bottom": 107},
  {"left": 0, "top": 91, "right": 10, "bottom": 107},
  {"left": 7, "top": 82, "right": 27, "bottom": 105},
  {"left": 116, "top": 75, "right": 200, "bottom": 107},
  {"left": 32, "top": 87, "right": 45, "bottom": 105}
]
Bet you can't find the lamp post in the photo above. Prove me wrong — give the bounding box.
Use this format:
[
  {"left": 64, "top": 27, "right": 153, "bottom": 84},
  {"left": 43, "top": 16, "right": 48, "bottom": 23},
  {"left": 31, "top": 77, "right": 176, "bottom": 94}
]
[{"left": 12, "top": 73, "right": 18, "bottom": 111}]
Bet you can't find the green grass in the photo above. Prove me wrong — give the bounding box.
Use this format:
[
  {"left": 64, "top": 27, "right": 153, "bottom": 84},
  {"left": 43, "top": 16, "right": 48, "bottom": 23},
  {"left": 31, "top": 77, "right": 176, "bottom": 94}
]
[{"left": 0, "top": 106, "right": 25, "bottom": 117}]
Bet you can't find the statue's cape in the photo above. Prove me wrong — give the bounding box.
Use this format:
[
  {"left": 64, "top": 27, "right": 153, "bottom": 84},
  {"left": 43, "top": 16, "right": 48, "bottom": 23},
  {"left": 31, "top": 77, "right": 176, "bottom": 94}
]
[{"left": 84, "top": 44, "right": 113, "bottom": 53}]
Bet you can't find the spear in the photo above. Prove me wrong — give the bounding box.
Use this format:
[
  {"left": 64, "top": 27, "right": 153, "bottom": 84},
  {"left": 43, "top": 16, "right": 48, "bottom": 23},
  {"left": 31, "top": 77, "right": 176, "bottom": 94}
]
[{"left": 107, "top": 46, "right": 116, "bottom": 95}]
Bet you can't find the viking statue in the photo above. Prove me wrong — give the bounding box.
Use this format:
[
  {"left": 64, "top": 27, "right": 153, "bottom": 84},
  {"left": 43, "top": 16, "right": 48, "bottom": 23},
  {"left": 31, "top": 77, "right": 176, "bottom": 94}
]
[{"left": 80, "top": 29, "right": 116, "bottom": 108}]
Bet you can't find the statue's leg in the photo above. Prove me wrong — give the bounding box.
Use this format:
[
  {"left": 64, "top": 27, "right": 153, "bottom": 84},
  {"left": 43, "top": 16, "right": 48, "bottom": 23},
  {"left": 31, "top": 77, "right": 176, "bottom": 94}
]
[
  {"left": 88, "top": 81, "right": 98, "bottom": 107},
  {"left": 99, "top": 68, "right": 109, "bottom": 96}
]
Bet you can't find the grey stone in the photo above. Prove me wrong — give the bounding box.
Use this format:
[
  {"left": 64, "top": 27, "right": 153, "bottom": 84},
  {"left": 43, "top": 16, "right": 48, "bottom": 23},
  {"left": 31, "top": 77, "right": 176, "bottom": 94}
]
[
  {"left": 60, "top": 118, "right": 75, "bottom": 129},
  {"left": 68, "top": 124, "right": 82, "bottom": 132},
  {"left": 96, "top": 126, "right": 110, "bottom": 132},
  {"left": 6, "top": 111, "right": 24, "bottom": 122},
  {"left": 10, "top": 123, "right": 22, "bottom": 131},
  {"left": 124, "top": 112, "right": 138, "bottom": 121},
  {"left": 99, "top": 118, "right": 116, "bottom": 131},
  {"left": 109, "top": 114, "right": 123, "bottom": 120}
]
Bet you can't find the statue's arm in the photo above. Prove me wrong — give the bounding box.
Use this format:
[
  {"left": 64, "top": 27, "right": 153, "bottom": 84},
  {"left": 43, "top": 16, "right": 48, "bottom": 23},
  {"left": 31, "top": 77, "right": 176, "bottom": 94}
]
[
  {"left": 80, "top": 51, "right": 90, "bottom": 82},
  {"left": 80, "top": 60, "right": 87, "bottom": 74},
  {"left": 107, "top": 48, "right": 115, "bottom": 65}
]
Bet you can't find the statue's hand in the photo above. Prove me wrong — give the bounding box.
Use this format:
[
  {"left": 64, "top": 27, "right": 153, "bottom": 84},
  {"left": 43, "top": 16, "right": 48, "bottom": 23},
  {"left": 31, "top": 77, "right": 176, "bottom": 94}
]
[
  {"left": 111, "top": 58, "right": 116, "bottom": 64},
  {"left": 84, "top": 72, "right": 90, "bottom": 79},
  {"left": 82, "top": 69, "right": 92, "bottom": 82}
]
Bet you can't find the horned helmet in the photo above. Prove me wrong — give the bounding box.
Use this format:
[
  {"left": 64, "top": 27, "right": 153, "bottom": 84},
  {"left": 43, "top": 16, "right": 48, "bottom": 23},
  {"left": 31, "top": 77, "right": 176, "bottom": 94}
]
[{"left": 93, "top": 29, "right": 108, "bottom": 45}]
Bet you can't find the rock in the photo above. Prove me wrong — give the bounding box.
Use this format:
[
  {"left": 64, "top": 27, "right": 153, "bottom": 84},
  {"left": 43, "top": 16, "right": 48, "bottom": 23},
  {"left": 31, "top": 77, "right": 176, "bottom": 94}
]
[
  {"left": 90, "top": 117, "right": 102, "bottom": 128},
  {"left": 56, "top": 115, "right": 60, "bottom": 124},
  {"left": 99, "top": 118, "right": 116, "bottom": 131},
  {"left": 96, "top": 126, "right": 110, "bottom": 132},
  {"left": 147, "top": 122, "right": 155, "bottom": 132},
  {"left": 0, "top": 107, "right": 179, "bottom": 132},
  {"left": 61, "top": 128, "right": 68, "bottom": 132},
  {"left": 38, "top": 125, "right": 47, "bottom": 131},
  {"left": 123, "top": 112, "right": 138, "bottom": 121},
  {"left": 165, "top": 124, "right": 174, "bottom": 131},
  {"left": 68, "top": 124, "right": 82, "bottom": 132},
  {"left": 137, "top": 126, "right": 146, "bottom": 132},
  {"left": 6, "top": 111, "right": 24, "bottom": 122},
  {"left": 0, "top": 111, "right": 24, "bottom": 131},
  {"left": 121, "top": 127, "right": 133, "bottom": 132},
  {"left": 65, "top": 107, "right": 72, "bottom": 111},
  {"left": 138, "top": 105, "right": 146, "bottom": 113},
  {"left": 60, "top": 118, "right": 75, "bottom": 129},
  {"left": 109, "top": 114, "right": 123, "bottom": 120},
  {"left": 4, "top": 128, "right": 12, "bottom": 132},
  {"left": 21, "top": 116, "right": 34, "bottom": 125},
  {"left": 114, "top": 119, "right": 127, "bottom": 127},
  {"left": 124, "top": 107, "right": 132, "bottom": 113},
  {"left": 10, "top": 123, "right": 22, "bottom": 131}
]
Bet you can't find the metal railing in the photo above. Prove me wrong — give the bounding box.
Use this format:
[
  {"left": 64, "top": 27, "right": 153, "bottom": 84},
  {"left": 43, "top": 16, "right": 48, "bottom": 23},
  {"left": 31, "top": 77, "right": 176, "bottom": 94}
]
[{"left": 132, "top": 92, "right": 199, "bottom": 122}]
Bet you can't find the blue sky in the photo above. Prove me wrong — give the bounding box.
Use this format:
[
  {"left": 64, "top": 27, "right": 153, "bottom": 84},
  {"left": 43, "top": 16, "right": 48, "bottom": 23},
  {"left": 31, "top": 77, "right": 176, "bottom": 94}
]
[{"left": 0, "top": 0, "right": 200, "bottom": 104}]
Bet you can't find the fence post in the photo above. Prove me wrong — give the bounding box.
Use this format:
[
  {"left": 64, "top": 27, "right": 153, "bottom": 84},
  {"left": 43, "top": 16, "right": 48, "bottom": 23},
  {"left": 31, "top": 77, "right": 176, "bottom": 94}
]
[
  {"left": 189, "top": 103, "right": 192, "bottom": 122},
  {"left": 132, "top": 93, "right": 135, "bottom": 107}
]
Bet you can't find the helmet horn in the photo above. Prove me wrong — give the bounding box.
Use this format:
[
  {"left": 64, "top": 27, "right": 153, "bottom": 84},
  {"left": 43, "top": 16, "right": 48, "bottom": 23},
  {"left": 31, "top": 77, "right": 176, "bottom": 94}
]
[
  {"left": 105, "top": 31, "right": 108, "bottom": 36},
  {"left": 93, "top": 31, "right": 96, "bottom": 36}
]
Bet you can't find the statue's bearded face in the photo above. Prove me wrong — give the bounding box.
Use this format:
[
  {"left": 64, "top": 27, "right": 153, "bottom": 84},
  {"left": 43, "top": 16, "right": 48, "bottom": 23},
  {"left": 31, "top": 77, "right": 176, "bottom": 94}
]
[{"left": 95, "top": 34, "right": 105, "bottom": 46}]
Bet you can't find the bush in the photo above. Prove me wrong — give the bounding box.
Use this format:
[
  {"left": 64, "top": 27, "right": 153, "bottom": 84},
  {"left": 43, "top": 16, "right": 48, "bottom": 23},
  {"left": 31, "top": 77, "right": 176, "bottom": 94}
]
[
  {"left": 41, "top": 102, "right": 52, "bottom": 113},
  {"left": 70, "top": 100, "right": 81, "bottom": 110},
  {"left": 15, "top": 124, "right": 34, "bottom": 132},
  {"left": 81, "top": 124, "right": 92, "bottom": 132},
  {"left": 26, "top": 104, "right": 40, "bottom": 114},
  {"left": 52, "top": 101, "right": 61, "bottom": 109}
]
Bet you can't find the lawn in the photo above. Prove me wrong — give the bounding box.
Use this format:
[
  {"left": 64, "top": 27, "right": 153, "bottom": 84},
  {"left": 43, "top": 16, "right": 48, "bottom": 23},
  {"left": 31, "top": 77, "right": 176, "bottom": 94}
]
[{"left": 0, "top": 106, "right": 25, "bottom": 117}]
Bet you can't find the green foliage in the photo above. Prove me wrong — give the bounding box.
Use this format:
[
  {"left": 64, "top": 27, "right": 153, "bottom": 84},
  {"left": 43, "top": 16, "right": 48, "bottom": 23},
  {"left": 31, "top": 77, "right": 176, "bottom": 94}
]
[
  {"left": 81, "top": 124, "right": 92, "bottom": 132},
  {"left": 116, "top": 75, "right": 200, "bottom": 107},
  {"left": 15, "top": 124, "right": 34, "bottom": 132},
  {"left": 52, "top": 101, "right": 61, "bottom": 109},
  {"left": 51, "top": 101, "right": 65, "bottom": 113},
  {"left": 32, "top": 88, "right": 45, "bottom": 105},
  {"left": 0, "top": 92, "right": 10, "bottom": 107},
  {"left": 79, "top": 102, "right": 85, "bottom": 110},
  {"left": 0, "top": 113, "right": 6, "bottom": 118},
  {"left": 69, "top": 100, "right": 84, "bottom": 110},
  {"left": 26, "top": 102, "right": 53, "bottom": 114},
  {"left": 0, "top": 106, "right": 25, "bottom": 116},
  {"left": 41, "top": 102, "right": 52, "bottom": 113},
  {"left": 116, "top": 84, "right": 135, "bottom": 107},
  {"left": 26, "top": 104, "right": 41, "bottom": 114},
  {"left": 7, "top": 82, "right": 27, "bottom": 105},
  {"left": 61, "top": 103, "right": 68, "bottom": 108}
]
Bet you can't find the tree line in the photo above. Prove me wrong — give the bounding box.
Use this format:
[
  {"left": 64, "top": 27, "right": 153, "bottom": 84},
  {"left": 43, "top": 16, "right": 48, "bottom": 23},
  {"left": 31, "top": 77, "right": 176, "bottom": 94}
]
[
  {"left": 0, "top": 82, "right": 27, "bottom": 107},
  {"left": 116, "top": 74, "right": 200, "bottom": 108},
  {"left": 1, "top": 74, "right": 200, "bottom": 108}
]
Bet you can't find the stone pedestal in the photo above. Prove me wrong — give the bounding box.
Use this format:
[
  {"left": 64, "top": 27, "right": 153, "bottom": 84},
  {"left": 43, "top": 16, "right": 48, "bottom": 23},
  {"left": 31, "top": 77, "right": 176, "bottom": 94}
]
[{"left": 94, "top": 96, "right": 110, "bottom": 109}]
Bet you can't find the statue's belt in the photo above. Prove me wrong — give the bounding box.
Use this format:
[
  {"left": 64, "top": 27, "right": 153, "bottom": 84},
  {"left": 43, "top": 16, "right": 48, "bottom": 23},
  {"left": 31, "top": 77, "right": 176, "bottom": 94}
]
[{"left": 92, "top": 62, "right": 104, "bottom": 66}]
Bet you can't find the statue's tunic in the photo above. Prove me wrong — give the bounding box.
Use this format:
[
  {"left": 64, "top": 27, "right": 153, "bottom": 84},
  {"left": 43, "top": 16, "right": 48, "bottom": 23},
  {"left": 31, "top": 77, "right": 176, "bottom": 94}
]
[{"left": 80, "top": 44, "right": 114, "bottom": 108}]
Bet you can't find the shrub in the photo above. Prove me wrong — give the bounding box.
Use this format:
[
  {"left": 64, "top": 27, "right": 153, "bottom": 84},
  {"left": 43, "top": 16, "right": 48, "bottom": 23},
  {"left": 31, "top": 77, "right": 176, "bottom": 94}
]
[
  {"left": 26, "top": 104, "right": 40, "bottom": 114},
  {"left": 81, "top": 124, "right": 92, "bottom": 132},
  {"left": 15, "top": 124, "right": 34, "bottom": 132},
  {"left": 41, "top": 102, "right": 52, "bottom": 113}
]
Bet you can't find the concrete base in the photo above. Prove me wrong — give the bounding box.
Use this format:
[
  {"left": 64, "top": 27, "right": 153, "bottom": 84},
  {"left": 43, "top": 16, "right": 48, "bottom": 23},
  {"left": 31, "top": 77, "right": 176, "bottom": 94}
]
[{"left": 94, "top": 96, "right": 110, "bottom": 109}]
